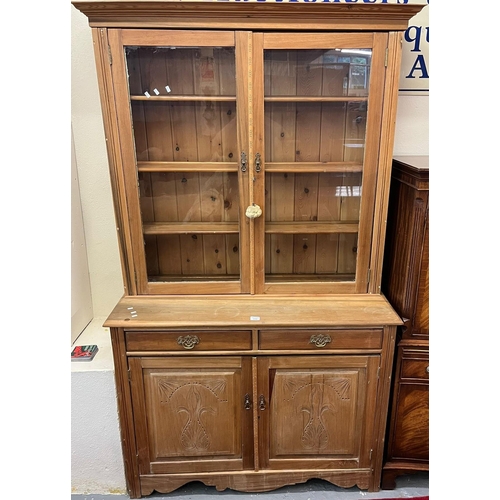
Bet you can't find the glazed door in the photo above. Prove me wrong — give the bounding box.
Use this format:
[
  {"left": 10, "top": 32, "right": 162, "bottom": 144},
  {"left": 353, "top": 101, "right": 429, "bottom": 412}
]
[
  {"left": 252, "top": 33, "right": 389, "bottom": 293},
  {"left": 128, "top": 356, "right": 254, "bottom": 474},
  {"left": 108, "top": 30, "right": 250, "bottom": 294},
  {"left": 257, "top": 356, "right": 379, "bottom": 470}
]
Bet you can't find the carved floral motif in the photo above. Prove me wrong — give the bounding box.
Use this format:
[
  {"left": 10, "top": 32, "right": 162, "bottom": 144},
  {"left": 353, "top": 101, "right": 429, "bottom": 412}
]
[
  {"left": 284, "top": 377, "right": 351, "bottom": 450},
  {"left": 158, "top": 379, "right": 227, "bottom": 451}
]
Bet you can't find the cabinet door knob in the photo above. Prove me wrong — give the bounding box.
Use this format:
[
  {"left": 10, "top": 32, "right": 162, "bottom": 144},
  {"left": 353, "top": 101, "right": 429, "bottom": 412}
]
[
  {"left": 426, "top": 366, "right": 429, "bottom": 374},
  {"left": 177, "top": 335, "right": 200, "bottom": 350},
  {"left": 244, "top": 394, "right": 252, "bottom": 410},
  {"left": 259, "top": 395, "right": 266, "bottom": 411},
  {"left": 245, "top": 204, "right": 262, "bottom": 219},
  {"left": 309, "top": 334, "right": 332, "bottom": 348}
]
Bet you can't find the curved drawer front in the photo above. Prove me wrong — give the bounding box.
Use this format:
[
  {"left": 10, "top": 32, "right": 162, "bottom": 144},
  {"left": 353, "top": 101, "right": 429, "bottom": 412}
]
[
  {"left": 125, "top": 331, "right": 252, "bottom": 351},
  {"left": 259, "top": 329, "right": 383, "bottom": 350},
  {"left": 401, "top": 357, "right": 429, "bottom": 381}
]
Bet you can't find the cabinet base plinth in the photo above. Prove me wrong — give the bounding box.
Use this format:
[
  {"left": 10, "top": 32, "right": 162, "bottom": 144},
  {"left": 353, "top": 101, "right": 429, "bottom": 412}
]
[
  {"left": 381, "top": 462, "right": 429, "bottom": 490},
  {"left": 139, "top": 469, "right": 374, "bottom": 498}
]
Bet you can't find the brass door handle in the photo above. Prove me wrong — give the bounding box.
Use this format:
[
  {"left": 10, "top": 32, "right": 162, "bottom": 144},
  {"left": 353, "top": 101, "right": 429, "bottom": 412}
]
[
  {"left": 259, "top": 395, "right": 266, "bottom": 411},
  {"left": 241, "top": 151, "right": 247, "bottom": 172},
  {"left": 177, "top": 335, "right": 200, "bottom": 350},
  {"left": 309, "top": 334, "right": 332, "bottom": 348},
  {"left": 255, "top": 152, "right": 262, "bottom": 173},
  {"left": 244, "top": 394, "right": 252, "bottom": 410}
]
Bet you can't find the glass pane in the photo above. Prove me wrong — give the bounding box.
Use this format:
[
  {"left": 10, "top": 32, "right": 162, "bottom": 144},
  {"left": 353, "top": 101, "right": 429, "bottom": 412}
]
[
  {"left": 265, "top": 101, "right": 367, "bottom": 163},
  {"left": 139, "top": 171, "right": 240, "bottom": 282},
  {"left": 263, "top": 47, "right": 370, "bottom": 284},
  {"left": 138, "top": 172, "right": 239, "bottom": 223},
  {"left": 126, "top": 47, "right": 236, "bottom": 97},
  {"left": 145, "top": 234, "right": 240, "bottom": 282},
  {"left": 265, "top": 172, "right": 360, "bottom": 282},
  {"left": 125, "top": 45, "right": 239, "bottom": 284},
  {"left": 131, "top": 101, "right": 237, "bottom": 162},
  {"left": 264, "top": 49, "right": 371, "bottom": 97}
]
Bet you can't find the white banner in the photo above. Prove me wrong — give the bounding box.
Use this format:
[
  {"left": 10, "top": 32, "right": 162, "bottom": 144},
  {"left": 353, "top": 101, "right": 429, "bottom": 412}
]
[{"left": 400, "top": 1, "right": 429, "bottom": 94}]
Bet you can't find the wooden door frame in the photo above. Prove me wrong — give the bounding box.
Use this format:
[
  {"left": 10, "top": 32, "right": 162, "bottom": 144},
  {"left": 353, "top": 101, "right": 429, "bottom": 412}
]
[
  {"left": 107, "top": 28, "right": 250, "bottom": 294},
  {"left": 251, "top": 32, "right": 389, "bottom": 295}
]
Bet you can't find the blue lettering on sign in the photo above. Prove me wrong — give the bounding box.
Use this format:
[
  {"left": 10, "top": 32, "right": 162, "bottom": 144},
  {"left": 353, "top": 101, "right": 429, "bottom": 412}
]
[
  {"left": 405, "top": 26, "right": 430, "bottom": 52},
  {"left": 406, "top": 54, "right": 428, "bottom": 79},
  {"left": 404, "top": 24, "right": 429, "bottom": 80}
]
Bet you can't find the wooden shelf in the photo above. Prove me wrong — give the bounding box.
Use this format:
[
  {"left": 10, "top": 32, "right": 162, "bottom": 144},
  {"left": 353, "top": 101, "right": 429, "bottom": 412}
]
[
  {"left": 138, "top": 162, "right": 362, "bottom": 173},
  {"left": 137, "top": 161, "right": 238, "bottom": 172},
  {"left": 143, "top": 222, "right": 239, "bottom": 235},
  {"left": 149, "top": 274, "right": 239, "bottom": 282},
  {"left": 265, "top": 273, "right": 355, "bottom": 282},
  {"left": 265, "top": 96, "right": 368, "bottom": 102},
  {"left": 265, "top": 221, "right": 358, "bottom": 234},
  {"left": 266, "top": 162, "right": 363, "bottom": 173},
  {"left": 130, "top": 95, "right": 236, "bottom": 101}
]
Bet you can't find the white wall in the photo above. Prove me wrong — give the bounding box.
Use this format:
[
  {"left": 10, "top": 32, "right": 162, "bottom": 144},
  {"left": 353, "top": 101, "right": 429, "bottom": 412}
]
[
  {"left": 394, "top": 95, "right": 429, "bottom": 155},
  {"left": 71, "top": 6, "right": 125, "bottom": 318},
  {"left": 72, "top": 370, "right": 127, "bottom": 494},
  {"left": 71, "top": 125, "right": 94, "bottom": 343},
  {"left": 70, "top": 1, "right": 428, "bottom": 494},
  {"left": 71, "top": 7, "right": 128, "bottom": 493}
]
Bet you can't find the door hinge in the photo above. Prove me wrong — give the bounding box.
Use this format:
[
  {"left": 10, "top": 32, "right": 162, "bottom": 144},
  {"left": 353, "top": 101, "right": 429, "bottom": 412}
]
[
  {"left": 384, "top": 48, "right": 389, "bottom": 67},
  {"left": 367, "top": 268, "right": 371, "bottom": 284},
  {"left": 377, "top": 366, "right": 380, "bottom": 379},
  {"left": 127, "top": 368, "right": 132, "bottom": 382},
  {"left": 108, "top": 45, "right": 113, "bottom": 65},
  {"left": 369, "top": 448, "right": 373, "bottom": 460}
]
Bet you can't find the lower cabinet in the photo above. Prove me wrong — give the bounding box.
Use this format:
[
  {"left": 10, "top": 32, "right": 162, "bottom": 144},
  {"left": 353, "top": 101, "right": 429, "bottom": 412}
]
[
  {"left": 381, "top": 342, "right": 429, "bottom": 489},
  {"left": 111, "top": 325, "right": 396, "bottom": 498}
]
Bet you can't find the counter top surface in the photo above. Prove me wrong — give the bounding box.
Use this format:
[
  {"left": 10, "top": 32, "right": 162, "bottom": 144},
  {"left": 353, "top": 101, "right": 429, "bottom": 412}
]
[
  {"left": 104, "top": 294, "right": 403, "bottom": 329},
  {"left": 393, "top": 155, "right": 429, "bottom": 171}
]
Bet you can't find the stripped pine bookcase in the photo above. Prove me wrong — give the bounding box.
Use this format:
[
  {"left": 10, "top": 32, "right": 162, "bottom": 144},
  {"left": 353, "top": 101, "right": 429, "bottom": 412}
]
[{"left": 71, "top": 2, "right": 424, "bottom": 497}]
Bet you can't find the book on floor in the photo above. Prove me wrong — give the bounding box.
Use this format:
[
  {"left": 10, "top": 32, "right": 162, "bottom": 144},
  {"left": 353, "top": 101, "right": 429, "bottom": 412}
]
[{"left": 71, "top": 344, "right": 99, "bottom": 362}]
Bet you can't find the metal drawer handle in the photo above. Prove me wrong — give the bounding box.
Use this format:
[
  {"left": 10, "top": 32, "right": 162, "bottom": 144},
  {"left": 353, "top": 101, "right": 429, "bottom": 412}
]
[
  {"left": 244, "top": 394, "right": 252, "bottom": 410},
  {"left": 426, "top": 366, "right": 429, "bottom": 374},
  {"left": 177, "top": 335, "right": 200, "bottom": 350},
  {"left": 309, "top": 334, "right": 332, "bottom": 348}
]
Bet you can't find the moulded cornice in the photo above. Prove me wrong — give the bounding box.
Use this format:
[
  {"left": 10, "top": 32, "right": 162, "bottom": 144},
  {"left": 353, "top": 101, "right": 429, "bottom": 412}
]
[{"left": 72, "top": 1, "right": 424, "bottom": 30}]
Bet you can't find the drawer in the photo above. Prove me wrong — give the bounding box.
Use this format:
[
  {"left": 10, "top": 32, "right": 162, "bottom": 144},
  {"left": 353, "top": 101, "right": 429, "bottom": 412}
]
[
  {"left": 401, "top": 358, "right": 429, "bottom": 380},
  {"left": 259, "top": 329, "right": 383, "bottom": 350},
  {"left": 125, "top": 331, "right": 252, "bottom": 351}
]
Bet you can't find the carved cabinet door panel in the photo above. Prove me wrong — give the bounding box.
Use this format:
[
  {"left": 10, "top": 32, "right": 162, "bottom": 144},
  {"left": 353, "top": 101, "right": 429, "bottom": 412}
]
[
  {"left": 129, "top": 356, "right": 253, "bottom": 475},
  {"left": 257, "top": 355, "right": 379, "bottom": 470}
]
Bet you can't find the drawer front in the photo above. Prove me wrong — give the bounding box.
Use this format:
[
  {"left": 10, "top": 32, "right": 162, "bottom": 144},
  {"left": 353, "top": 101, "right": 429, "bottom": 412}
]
[
  {"left": 259, "top": 329, "right": 383, "bottom": 350},
  {"left": 125, "top": 331, "right": 252, "bottom": 351},
  {"left": 401, "top": 357, "right": 429, "bottom": 380}
]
